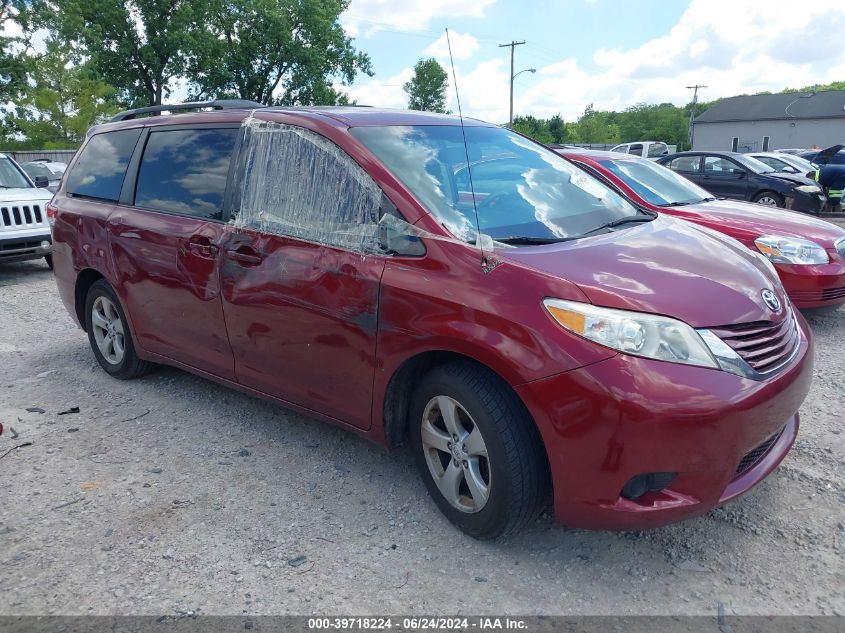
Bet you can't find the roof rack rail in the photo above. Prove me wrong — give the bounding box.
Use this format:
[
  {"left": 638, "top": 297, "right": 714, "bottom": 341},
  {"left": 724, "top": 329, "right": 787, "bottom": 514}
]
[{"left": 110, "top": 99, "right": 265, "bottom": 123}]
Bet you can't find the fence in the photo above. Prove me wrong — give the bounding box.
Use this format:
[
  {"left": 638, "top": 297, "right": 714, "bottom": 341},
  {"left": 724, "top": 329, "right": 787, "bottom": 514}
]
[{"left": 0, "top": 149, "right": 78, "bottom": 164}]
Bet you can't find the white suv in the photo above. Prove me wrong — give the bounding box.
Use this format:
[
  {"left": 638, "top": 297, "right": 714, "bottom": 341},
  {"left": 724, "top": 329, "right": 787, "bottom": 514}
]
[
  {"left": 610, "top": 141, "right": 669, "bottom": 159},
  {"left": 0, "top": 153, "right": 55, "bottom": 268}
]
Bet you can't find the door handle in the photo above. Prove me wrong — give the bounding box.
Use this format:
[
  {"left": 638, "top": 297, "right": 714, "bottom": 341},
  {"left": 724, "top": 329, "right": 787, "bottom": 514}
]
[
  {"left": 226, "top": 247, "right": 264, "bottom": 266},
  {"left": 185, "top": 238, "right": 219, "bottom": 258}
]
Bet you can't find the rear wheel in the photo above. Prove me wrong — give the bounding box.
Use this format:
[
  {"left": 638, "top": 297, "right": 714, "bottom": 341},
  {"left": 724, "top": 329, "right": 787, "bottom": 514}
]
[
  {"left": 753, "top": 191, "right": 784, "bottom": 207},
  {"left": 84, "top": 279, "right": 152, "bottom": 379},
  {"left": 409, "top": 361, "right": 549, "bottom": 539}
]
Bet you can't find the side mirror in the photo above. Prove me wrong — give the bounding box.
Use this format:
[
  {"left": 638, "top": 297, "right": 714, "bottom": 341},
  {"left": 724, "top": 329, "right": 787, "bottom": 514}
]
[
  {"left": 378, "top": 221, "right": 426, "bottom": 257},
  {"left": 735, "top": 170, "right": 746, "bottom": 178},
  {"left": 33, "top": 175, "right": 50, "bottom": 188}
]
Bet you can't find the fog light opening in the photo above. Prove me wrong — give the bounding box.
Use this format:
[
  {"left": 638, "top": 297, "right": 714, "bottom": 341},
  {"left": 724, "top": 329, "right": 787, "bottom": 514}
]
[
  {"left": 620, "top": 472, "right": 677, "bottom": 500},
  {"left": 40, "top": 240, "right": 51, "bottom": 249}
]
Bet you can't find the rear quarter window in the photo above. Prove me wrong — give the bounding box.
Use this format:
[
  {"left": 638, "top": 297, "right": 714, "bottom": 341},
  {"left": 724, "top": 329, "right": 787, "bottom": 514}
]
[
  {"left": 133, "top": 128, "right": 237, "bottom": 220},
  {"left": 66, "top": 129, "right": 142, "bottom": 201}
]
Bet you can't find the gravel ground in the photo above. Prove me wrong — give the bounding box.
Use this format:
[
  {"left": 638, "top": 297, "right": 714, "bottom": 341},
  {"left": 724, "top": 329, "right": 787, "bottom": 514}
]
[{"left": 1, "top": 259, "right": 843, "bottom": 618}]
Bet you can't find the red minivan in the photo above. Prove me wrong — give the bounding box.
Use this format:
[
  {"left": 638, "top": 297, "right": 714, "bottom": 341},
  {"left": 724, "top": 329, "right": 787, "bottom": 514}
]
[
  {"left": 556, "top": 149, "right": 845, "bottom": 311},
  {"left": 50, "top": 102, "right": 813, "bottom": 539}
]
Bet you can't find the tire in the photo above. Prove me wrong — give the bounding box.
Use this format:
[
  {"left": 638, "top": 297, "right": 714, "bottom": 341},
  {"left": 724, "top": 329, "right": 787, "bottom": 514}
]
[
  {"left": 84, "top": 279, "right": 153, "bottom": 379},
  {"left": 44, "top": 254, "right": 53, "bottom": 270},
  {"left": 752, "top": 191, "right": 784, "bottom": 207},
  {"left": 409, "top": 361, "right": 550, "bottom": 539}
]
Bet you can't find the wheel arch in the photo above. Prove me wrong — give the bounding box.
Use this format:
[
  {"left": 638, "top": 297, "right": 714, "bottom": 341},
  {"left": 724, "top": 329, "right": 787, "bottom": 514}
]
[
  {"left": 380, "top": 351, "right": 550, "bottom": 470},
  {"left": 74, "top": 268, "right": 106, "bottom": 332}
]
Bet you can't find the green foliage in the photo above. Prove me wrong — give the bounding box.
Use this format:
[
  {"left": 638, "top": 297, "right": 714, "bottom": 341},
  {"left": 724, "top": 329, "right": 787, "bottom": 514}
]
[
  {"left": 0, "top": 1, "right": 31, "bottom": 139},
  {"left": 547, "top": 114, "right": 566, "bottom": 143},
  {"left": 46, "top": 0, "right": 200, "bottom": 106},
  {"left": 186, "top": 0, "right": 371, "bottom": 106},
  {"left": 404, "top": 58, "right": 449, "bottom": 113},
  {"left": 10, "top": 38, "right": 120, "bottom": 148},
  {"left": 511, "top": 115, "right": 554, "bottom": 144}
]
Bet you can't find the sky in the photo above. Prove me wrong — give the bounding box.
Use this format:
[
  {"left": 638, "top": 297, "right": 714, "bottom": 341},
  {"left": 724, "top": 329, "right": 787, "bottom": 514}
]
[{"left": 340, "top": 0, "right": 845, "bottom": 123}]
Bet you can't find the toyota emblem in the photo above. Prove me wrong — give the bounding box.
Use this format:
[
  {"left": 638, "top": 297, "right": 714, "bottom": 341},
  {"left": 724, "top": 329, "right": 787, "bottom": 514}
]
[{"left": 761, "top": 289, "right": 781, "bottom": 313}]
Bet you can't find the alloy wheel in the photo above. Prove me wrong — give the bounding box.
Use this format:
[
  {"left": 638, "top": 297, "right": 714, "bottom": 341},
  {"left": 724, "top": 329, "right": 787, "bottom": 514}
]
[
  {"left": 420, "top": 395, "right": 490, "bottom": 513},
  {"left": 91, "top": 296, "right": 125, "bottom": 365}
]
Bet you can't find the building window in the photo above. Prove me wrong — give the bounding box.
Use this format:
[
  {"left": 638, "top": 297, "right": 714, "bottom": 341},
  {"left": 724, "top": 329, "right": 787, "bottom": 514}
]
[
  {"left": 731, "top": 137, "right": 739, "bottom": 152},
  {"left": 762, "top": 136, "right": 770, "bottom": 151}
]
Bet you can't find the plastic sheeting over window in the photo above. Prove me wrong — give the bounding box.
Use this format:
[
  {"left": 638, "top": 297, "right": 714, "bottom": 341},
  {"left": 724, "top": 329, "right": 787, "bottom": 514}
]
[{"left": 233, "top": 118, "right": 384, "bottom": 253}]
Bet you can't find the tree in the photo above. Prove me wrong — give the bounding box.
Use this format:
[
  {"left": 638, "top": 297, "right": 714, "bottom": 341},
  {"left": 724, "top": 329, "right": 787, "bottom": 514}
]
[
  {"left": 10, "top": 38, "right": 120, "bottom": 148},
  {"left": 404, "top": 58, "right": 449, "bottom": 113},
  {"left": 547, "top": 114, "right": 567, "bottom": 144},
  {"left": 186, "top": 0, "right": 371, "bottom": 106},
  {"left": 511, "top": 115, "right": 553, "bottom": 144},
  {"left": 1, "top": 1, "right": 31, "bottom": 138},
  {"left": 576, "top": 104, "right": 620, "bottom": 144},
  {"left": 47, "top": 0, "right": 199, "bottom": 106}
]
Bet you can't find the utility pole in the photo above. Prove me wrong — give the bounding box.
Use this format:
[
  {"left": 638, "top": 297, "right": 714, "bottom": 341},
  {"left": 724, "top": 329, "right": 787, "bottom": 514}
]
[
  {"left": 686, "top": 84, "right": 707, "bottom": 149},
  {"left": 499, "top": 40, "right": 526, "bottom": 127}
]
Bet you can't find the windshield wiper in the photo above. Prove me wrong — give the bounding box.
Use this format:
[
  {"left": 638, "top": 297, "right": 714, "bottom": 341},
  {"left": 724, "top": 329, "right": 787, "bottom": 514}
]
[
  {"left": 494, "top": 236, "right": 572, "bottom": 245},
  {"left": 661, "top": 201, "right": 694, "bottom": 207}
]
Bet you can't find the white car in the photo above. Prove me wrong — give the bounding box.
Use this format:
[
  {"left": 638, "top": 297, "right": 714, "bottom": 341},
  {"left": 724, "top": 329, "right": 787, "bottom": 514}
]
[
  {"left": 609, "top": 141, "right": 670, "bottom": 159},
  {"left": 0, "top": 153, "right": 55, "bottom": 268}
]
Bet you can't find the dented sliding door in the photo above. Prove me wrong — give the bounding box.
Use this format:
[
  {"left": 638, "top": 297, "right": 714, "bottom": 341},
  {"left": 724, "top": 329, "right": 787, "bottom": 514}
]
[{"left": 220, "top": 118, "right": 387, "bottom": 430}]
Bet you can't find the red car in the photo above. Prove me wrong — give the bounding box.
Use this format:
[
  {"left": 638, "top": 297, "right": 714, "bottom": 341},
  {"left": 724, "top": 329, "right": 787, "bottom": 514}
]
[
  {"left": 50, "top": 102, "right": 812, "bottom": 538},
  {"left": 556, "top": 149, "right": 845, "bottom": 312}
]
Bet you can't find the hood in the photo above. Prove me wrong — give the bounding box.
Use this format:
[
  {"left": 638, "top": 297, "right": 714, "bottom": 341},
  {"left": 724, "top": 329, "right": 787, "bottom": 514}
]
[
  {"left": 816, "top": 144, "right": 844, "bottom": 164},
  {"left": 0, "top": 187, "right": 54, "bottom": 204},
  {"left": 679, "top": 198, "right": 845, "bottom": 248},
  {"left": 499, "top": 215, "right": 787, "bottom": 328},
  {"left": 767, "top": 171, "right": 816, "bottom": 186}
]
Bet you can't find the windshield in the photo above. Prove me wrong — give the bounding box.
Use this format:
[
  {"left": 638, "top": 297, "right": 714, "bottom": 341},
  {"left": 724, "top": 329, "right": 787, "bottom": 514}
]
[
  {"left": 732, "top": 154, "right": 775, "bottom": 174},
  {"left": 598, "top": 156, "right": 713, "bottom": 206},
  {"left": 781, "top": 155, "right": 818, "bottom": 172},
  {"left": 0, "top": 157, "right": 32, "bottom": 188},
  {"left": 23, "top": 163, "right": 55, "bottom": 180},
  {"left": 647, "top": 142, "right": 668, "bottom": 157},
  {"left": 350, "top": 125, "right": 638, "bottom": 242}
]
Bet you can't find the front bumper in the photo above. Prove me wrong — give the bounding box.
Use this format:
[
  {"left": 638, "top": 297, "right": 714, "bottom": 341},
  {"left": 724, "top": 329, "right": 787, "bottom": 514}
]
[
  {"left": 778, "top": 257, "right": 845, "bottom": 308},
  {"left": 0, "top": 233, "right": 52, "bottom": 263},
  {"left": 515, "top": 317, "right": 813, "bottom": 530},
  {"left": 786, "top": 190, "right": 826, "bottom": 214}
]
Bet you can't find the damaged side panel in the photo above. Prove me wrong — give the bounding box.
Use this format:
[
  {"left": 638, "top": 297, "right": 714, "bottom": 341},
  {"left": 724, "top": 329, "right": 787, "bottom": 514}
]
[{"left": 219, "top": 117, "right": 389, "bottom": 430}]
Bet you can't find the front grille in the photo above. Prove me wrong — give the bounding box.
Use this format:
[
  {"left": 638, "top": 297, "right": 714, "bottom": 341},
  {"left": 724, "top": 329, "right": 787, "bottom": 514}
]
[
  {"left": 709, "top": 311, "right": 799, "bottom": 374},
  {"left": 0, "top": 204, "right": 44, "bottom": 229},
  {"left": 789, "top": 287, "right": 845, "bottom": 302},
  {"left": 734, "top": 427, "right": 784, "bottom": 478}
]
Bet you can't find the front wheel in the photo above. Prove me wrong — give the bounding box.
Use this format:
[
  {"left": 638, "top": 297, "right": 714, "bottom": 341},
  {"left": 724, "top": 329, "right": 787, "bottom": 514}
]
[
  {"left": 84, "top": 279, "right": 153, "bottom": 379},
  {"left": 753, "top": 191, "right": 784, "bottom": 207},
  {"left": 409, "top": 361, "right": 550, "bottom": 539},
  {"left": 44, "top": 254, "right": 53, "bottom": 269}
]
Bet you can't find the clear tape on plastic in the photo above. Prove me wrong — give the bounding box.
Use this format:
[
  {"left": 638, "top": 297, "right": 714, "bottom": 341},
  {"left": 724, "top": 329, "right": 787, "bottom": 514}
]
[{"left": 233, "top": 116, "right": 506, "bottom": 256}]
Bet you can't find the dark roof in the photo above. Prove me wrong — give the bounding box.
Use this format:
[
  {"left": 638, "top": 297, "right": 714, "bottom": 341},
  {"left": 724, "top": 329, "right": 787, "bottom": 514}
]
[{"left": 694, "top": 90, "right": 845, "bottom": 123}]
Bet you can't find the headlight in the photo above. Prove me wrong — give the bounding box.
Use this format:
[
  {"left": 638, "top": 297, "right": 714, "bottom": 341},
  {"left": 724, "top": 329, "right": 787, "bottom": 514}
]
[
  {"left": 754, "top": 235, "right": 829, "bottom": 265},
  {"left": 543, "top": 299, "right": 718, "bottom": 369},
  {"left": 795, "top": 184, "right": 821, "bottom": 193}
]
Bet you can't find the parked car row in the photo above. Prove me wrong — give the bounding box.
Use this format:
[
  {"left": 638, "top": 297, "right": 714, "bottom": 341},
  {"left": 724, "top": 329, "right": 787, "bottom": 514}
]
[
  {"left": 554, "top": 149, "right": 845, "bottom": 311},
  {"left": 655, "top": 151, "right": 826, "bottom": 214},
  {"left": 33, "top": 101, "right": 827, "bottom": 541}
]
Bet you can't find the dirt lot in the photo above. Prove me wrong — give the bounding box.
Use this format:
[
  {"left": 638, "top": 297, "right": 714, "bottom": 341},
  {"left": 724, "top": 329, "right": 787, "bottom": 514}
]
[{"left": 1, "top": 258, "right": 843, "bottom": 618}]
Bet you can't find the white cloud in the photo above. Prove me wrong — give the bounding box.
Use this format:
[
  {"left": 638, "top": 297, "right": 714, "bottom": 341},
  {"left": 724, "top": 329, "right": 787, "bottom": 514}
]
[
  {"left": 347, "top": 0, "right": 845, "bottom": 125},
  {"left": 346, "top": 67, "right": 415, "bottom": 109},
  {"left": 424, "top": 31, "right": 480, "bottom": 61},
  {"left": 518, "top": 0, "right": 845, "bottom": 121},
  {"left": 342, "top": 0, "right": 496, "bottom": 37}
]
